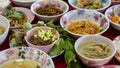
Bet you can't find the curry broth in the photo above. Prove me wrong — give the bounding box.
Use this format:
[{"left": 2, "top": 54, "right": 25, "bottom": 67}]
[{"left": 77, "top": 42, "right": 112, "bottom": 59}]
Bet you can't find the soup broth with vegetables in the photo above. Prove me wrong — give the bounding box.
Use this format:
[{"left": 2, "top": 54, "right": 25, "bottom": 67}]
[
  {"left": 77, "top": 42, "right": 112, "bottom": 59},
  {"left": 0, "top": 59, "right": 41, "bottom": 68},
  {"left": 0, "top": 25, "right": 5, "bottom": 35}
]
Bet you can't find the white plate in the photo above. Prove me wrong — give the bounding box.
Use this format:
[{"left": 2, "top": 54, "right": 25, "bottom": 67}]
[{"left": 0, "top": 47, "right": 55, "bottom": 68}]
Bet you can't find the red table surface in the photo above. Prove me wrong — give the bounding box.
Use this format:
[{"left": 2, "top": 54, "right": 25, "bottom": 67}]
[{"left": 0, "top": 0, "right": 120, "bottom": 68}]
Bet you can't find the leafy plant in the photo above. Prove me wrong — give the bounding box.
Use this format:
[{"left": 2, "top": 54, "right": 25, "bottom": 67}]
[{"left": 46, "top": 21, "right": 82, "bottom": 68}]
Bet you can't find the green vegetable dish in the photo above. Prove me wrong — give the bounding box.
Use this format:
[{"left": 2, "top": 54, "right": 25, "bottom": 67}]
[{"left": 2, "top": 5, "right": 29, "bottom": 27}]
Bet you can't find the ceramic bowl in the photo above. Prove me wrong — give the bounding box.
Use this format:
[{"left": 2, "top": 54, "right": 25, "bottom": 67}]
[
  {"left": 60, "top": 9, "right": 110, "bottom": 39},
  {"left": 0, "top": 15, "right": 10, "bottom": 45},
  {"left": 31, "top": 0, "right": 69, "bottom": 22},
  {"left": 113, "top": 35, "right": 120, "bottom": 62},
  {"left": 68, "top": 0, "right": 111, "bottom": 12},
  {"left": 0, "top": 47, "right": 55, "bottom": 68},
  {"left": 112, "top": 0, "right": 120, "bottom": 5},
  {"left": 74, "top": 35, "right": 116, "bottom": 67},
  {"left": 25, "top": 26, "right": 60, "bottom": 53},
  {"left": 105, "top": 4, "right": 120, "bottom": 31},
  {"left": 12, "top": 0, "right": 38, "bottom": 7},
  {"left": 0, "top": 0, "right": 10, "bottom": 14}
]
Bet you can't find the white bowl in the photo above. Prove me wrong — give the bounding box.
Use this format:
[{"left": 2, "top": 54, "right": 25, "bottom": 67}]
[
  {"left": 0, "top": 15, "right": 10, "bottom": 45},
  {"left": 31, "top": 0, "right": 69, "bottom": 22},
  {"left": 60, "top": 9, "right": 110, "bottom": 39},
  {"left": 74, "top": 35, "right": 116, "bottom": 67},
  {"left": 12, "top": 0, "right": 38, "bottom": 7},
  {"left": 25, "top": 26, "right": 60, "bottom": 53},
  {"left": 68, "top": 0, "right": 111, "bottom": 12},
  {"left": 105, "top": 4, "right": 120, "bottom": 31},
  {"left": 0, "top": 0, "right": 10, "bottom": 14}
]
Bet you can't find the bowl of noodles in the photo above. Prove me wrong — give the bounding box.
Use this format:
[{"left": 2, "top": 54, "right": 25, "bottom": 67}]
[
  {"left": 105, "top": 4, "right": 120, "bottom": 31},
  {"left": 60, "top": 9, "right": 109, "bottom": 39},
  {"left": 68, "top": 0, "right": 111, "bottom": 12}
]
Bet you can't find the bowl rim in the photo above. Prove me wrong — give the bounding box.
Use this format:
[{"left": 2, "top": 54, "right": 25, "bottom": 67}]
[
  {"left": 74, "top": 35, "right": 116, "bottom": 61},
  {"left": 12, "top": 0, "right": 36, "bottom": 3},
  {"left": 112, "top": 0, "right": 120, "bottom": 2},
  {"left": 0, "top": 15, "right": 10, "bottom": 37},
  {"left": 25, "top": 26, "right": 60, "bottom": 47},
  {"left": 60, "top": 9, "right": 110, "bottom": 37},
  {"left": 30, "top": 0, "right": 69, "bottom": 18},
  {"left": 105, "top": 4, "right": 120, "bottom": 27},
  {"left": 68, "top": 0, "right": 111, "bottom": 11}
]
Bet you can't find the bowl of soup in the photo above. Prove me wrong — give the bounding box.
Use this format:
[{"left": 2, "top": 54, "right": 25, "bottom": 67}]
[
  {"left": 31, "top": 0, "right": 69, "bottom": 22},
  {"left": 60, "top": 9, "right": 109, "bottom": 39},
  {"left": 25, "top": 26, "right": 60, "bottom": 53},
  {"left": 0, "top": 47, "right": 55, "bottom": 68},
  {"left": 0, "top": 15, "right": 10, "bottom": 45},
  {"left": 68, "top": 0, "right": 111, "bottom": 12},
  {"left": 74, "top": 35, "right": 116, "bottom": 67}
]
